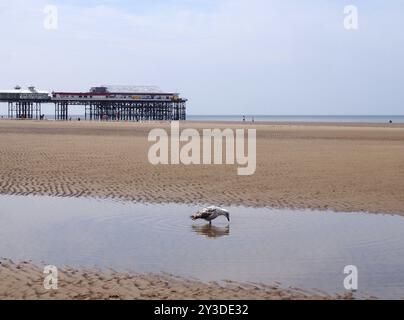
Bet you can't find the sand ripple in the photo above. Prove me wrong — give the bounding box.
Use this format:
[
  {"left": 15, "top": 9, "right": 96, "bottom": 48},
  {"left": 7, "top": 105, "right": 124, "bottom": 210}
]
[
  {"left": 0, "top": 259, "right": 354, "bottom": 300},
  {"left": 0, "top": 120, "right": 404, "bottom": 215}
]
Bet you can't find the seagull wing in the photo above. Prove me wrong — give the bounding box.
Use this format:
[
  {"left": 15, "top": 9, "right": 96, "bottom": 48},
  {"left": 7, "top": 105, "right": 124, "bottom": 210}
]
[{"left": 191, "top": 207, "right": 216, "bottom": 220}]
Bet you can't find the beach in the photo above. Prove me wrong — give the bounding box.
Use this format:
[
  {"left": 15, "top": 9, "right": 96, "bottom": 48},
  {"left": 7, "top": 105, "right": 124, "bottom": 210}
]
[
  {"left": 0, "top": 120, "right": 403, "bottom": 215},
  {"left": 1, "top": 120, "right": 404, "bottom": 300}
]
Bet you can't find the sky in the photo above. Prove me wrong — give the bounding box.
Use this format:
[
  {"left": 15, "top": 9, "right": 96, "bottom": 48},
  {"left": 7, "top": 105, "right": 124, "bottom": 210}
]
[{"left": 0, "top": 0, "right": 403, "bottom": 115}]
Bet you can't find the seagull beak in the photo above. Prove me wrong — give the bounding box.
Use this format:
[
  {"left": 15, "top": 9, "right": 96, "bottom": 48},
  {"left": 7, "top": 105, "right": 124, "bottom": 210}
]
[
  {"left": 226, "top": 214, "right": 230, "bottom": 222},
  {"left": 191, "top": 211, "right": 200, "bottom": 220}
]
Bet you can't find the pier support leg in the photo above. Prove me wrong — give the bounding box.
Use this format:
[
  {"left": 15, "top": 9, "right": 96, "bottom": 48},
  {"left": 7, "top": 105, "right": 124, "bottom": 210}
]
[{"left": 55, "top": 102, "right": 69, "bottom": 121}]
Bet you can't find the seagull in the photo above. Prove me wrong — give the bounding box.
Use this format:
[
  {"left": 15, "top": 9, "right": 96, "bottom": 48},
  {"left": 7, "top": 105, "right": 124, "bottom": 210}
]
[{"left": 191, "top": 206, "right": 230, "bottom": 225}]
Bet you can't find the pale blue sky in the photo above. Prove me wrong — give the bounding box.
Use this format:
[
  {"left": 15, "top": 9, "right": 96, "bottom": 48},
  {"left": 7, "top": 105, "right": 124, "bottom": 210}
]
[{"left": 0, "top": 0, "right": 403, "bottom": 115}]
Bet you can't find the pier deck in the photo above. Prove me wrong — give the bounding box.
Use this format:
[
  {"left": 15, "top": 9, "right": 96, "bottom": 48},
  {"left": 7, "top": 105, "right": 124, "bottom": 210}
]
[{"left": 0, "top": 86, "right": 187, "bottom": 121}]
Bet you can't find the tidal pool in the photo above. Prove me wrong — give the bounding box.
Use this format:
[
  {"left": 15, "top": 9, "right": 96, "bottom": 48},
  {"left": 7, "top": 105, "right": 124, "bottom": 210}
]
[{"left": 0, "top": 195, "right": 403, "bottom": 299}]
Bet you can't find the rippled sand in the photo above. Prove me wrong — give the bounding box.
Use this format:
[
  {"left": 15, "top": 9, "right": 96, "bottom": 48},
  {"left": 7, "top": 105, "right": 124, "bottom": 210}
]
[
  {"left": 0, "top": 120, "right": 404, "bottom": 215},
  {"left": 0, "top": 259, "right": 355, "bottom": 300}
]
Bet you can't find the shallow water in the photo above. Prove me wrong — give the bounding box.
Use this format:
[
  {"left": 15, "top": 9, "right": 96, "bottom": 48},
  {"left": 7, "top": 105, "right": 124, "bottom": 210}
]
[{"left": 0, "top": 195, "right": 403, "bottom": 299}]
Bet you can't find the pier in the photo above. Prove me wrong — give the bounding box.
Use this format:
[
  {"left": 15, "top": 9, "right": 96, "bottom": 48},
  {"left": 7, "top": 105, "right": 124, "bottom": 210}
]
[{"left": 0, "top": 85, "right": 187, "bottom": 121}]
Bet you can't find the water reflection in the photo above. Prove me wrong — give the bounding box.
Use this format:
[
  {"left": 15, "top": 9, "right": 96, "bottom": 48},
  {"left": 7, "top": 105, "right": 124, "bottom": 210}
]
[{"left": 191, "top": 224, "right": 230, "bottom": 239}]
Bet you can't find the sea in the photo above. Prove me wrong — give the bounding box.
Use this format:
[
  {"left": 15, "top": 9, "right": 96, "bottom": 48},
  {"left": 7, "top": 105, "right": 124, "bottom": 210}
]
[
  {"left": 187, "top": 115, "right": 404, "bottom": 123},
  {"left": 1, "top": 113, "right": 404, "bottom": 124}
]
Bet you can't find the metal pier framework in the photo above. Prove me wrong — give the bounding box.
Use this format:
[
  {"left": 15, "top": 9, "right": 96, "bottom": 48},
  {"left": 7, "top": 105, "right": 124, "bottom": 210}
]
[
  {"left": 55, "top": 100, "right": 186, "bottom": 121},
  {"left": 8, "top": 101, "right": 42, "bottom": 120},
  {"left": 1, "top": 86, "right": 187, "bottom": 122},
  {"left": 79, "top": 101, "right": 186, "bottom": 121}
]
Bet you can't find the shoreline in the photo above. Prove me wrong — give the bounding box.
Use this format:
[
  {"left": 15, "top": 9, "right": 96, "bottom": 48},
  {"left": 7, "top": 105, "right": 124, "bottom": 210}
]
[
  {"left": 0, "top": 192, "right": 402, "bottom": 218},
  {"left": 3, "top": 117, "right": 404, "bottom": 127}
]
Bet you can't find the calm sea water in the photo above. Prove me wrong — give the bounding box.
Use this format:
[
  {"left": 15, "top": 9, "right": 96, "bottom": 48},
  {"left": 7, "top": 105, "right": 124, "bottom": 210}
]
[
  {"left": 188, "top": 115, "right": 404, "bottom": 123},
  {"left": 1, "top": 195, "right": 404, "bottom": 299}
]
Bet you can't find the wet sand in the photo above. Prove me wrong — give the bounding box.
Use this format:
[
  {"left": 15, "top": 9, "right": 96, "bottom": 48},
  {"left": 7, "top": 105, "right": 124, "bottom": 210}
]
[
  {"left": 0, "top": 120, "right": 404, "bottom": 215},
  {"left": 0, "top": 259, "right": 353, "bottom": 300},
  {"left": 1, "top": 120, "right": 402, "bottom": 300}
]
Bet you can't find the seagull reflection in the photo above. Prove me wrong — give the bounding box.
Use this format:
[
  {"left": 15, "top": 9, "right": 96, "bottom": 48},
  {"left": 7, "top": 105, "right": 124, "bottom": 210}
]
[{"left": 191, "top": 224, "right": 230, "bottom": 239}]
